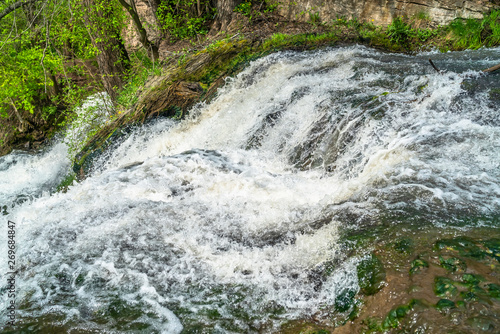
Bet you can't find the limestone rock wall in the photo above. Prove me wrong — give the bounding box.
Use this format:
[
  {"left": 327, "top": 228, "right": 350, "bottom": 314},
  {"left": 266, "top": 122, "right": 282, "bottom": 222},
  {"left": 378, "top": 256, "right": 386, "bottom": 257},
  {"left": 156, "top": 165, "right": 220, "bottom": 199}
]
[{"left": 272, "top": 0, "right": 499, "bottom": 26}]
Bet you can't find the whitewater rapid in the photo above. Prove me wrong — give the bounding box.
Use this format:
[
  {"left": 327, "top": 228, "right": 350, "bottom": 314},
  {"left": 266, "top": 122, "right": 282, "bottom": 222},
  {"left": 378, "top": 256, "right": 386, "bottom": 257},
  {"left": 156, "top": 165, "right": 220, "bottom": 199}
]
[{"left": 1, "top": 45, "right": 499, "bottom": 332}]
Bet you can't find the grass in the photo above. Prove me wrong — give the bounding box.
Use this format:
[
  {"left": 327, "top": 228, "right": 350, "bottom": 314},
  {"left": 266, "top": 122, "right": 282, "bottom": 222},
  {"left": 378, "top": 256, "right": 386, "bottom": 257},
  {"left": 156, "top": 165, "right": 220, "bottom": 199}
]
[{"left": 448, "top": 10, "right": 500, "bottom": 49}]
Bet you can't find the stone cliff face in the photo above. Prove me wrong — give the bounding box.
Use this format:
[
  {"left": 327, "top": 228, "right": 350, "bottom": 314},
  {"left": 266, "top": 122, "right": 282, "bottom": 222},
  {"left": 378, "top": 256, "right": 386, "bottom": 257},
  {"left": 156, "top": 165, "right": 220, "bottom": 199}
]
[
  {"left": 122, "top": 0, "right": 499, "bottom": 55},
  {"left": 273, "top": 0, "right": 499, "bottom": 26}
]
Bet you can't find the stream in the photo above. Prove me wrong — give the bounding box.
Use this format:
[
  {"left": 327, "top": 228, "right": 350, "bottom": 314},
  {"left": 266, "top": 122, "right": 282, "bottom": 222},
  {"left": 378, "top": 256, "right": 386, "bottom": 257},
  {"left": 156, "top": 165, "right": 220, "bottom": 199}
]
[{"left": 1, "top": 45, "right": 499, "bottom": 333}]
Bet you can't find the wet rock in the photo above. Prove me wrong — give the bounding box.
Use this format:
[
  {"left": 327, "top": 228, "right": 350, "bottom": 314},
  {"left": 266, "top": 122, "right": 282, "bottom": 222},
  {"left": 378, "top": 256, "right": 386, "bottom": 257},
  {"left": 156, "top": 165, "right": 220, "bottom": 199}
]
[
  {"left": 335, "top": 289, "right": 356, "bottom": 312},
  {"left": 410, "top": 258, "right": 429, "bottom": 274},
  {"left": 439, "top": 256, "right": 467, "bottom": 272},
  {"left": 434, "top": 277, "right": 458, "bottom": 298},
  {"left": 487, "top": 283, "right": 500, "bottom": 300},
  {"left": 435, "top": 298, "right": 456, "bottom": 312},
  {"left": 434, "top": 237, "right": 485, "bottom": 259},
  {"left": 357, "top": 254, "right": 386, "bottom": 295},
  {"left": 394, "top": 238, "right": 413, "bottom": 254},
  {"left": 467, "top": 316, "right": 496, "bottom": 332},
  {"left": 461, "top": 273, "right": 485, "bottom": 287},
  {"left": 483, "top": 239, "right": 500, "bottom": 262}
]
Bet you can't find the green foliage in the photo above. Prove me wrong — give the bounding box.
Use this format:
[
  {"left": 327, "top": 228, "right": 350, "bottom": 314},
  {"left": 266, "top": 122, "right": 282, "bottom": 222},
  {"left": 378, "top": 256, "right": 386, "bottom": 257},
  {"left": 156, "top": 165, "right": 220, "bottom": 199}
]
[
  {"left": 0, "top": 46, "right": 63, "bottom": 116},
  {"left": 262, "top": 32, "right": 338, "bottom": 50},
  {"left": 414, "top": 11, "right": 431, "bottom": 22},
  {"left": 309, "top": 12, "right": 321, "bottom": 24},
  {"left": 387, "top": 17, "right": 414, "bottom": 45},
  {"left": 234, "top": 2, "right": 253, "bottom": 17},
  {"left": 116, "top": 51, "right": 163, "bottom": 111},
  {"left": 234, "top": 1, "right": 280, "bottom": 21},
  {"left": 0, "top": 0, "right": 125, "bottom": 132},
  {"left": 56, "top": 173, "right": 77, "bottom": 193},
  {"left": 157, "top": 0, "right": 213, "bottom": 40},
  {"left": 449, "top": 10, "right": 500, "bottom": 49}
]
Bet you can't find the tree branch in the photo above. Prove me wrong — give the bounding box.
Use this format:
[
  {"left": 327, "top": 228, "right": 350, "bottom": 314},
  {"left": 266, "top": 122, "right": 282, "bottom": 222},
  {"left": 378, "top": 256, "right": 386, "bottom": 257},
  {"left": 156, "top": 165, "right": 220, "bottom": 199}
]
[
  {"left": 0, "top": 0, "right": 43, "bottom": 21},
  {"left": 117, "top": 0, "right": 159, "bottom": 60},
  {"left": 483, "top": 63, "right": 500, "bottom": 73}
]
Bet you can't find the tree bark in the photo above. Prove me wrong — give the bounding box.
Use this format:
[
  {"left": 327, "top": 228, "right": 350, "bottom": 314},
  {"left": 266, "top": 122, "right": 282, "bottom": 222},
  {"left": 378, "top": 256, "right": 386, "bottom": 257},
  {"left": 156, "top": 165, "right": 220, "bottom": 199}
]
[
  {"left": 117, "top": 0, "right": 159, "bottom": 60},
  {"left": 211, "top": 0, "right": 241, "bottom": 32},
  {"left": 82, "top": 0, "right": 130, "bottom": 103}
]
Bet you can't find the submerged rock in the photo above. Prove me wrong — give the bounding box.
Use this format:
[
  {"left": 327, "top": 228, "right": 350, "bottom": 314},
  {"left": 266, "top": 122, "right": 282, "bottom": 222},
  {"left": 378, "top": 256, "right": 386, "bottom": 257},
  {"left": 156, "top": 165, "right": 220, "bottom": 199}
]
[{"left": 357, "top": 254, "right": 386, "bottom": 296}]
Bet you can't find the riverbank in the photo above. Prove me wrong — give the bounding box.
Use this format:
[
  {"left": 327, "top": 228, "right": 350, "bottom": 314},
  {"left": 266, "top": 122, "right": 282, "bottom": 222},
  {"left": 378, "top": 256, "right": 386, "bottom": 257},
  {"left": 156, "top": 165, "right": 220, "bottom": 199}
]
[
  {"left": 63, "top": 9, "right": 499, "bottom": 179},
  {"left": 1, "top": 8, "right": 499, "bottom": 161}
]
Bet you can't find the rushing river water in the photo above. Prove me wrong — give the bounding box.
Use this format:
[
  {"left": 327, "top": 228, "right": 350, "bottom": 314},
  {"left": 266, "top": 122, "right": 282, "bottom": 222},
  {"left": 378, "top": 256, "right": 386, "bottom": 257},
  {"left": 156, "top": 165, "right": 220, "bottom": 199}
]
[{"left": 0, "top": 45, "right": 499, "bottom": 333}]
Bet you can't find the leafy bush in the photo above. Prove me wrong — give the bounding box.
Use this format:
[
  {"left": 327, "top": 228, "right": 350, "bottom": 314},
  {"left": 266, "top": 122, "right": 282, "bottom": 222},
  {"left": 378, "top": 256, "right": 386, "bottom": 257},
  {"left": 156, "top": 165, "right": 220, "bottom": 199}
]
[
  {"left": 387, "top": 17, "right": 414, "bottom": 45},
  {"left": 234, "top": 2, "right": 252, "bottom": 17},
  {"left": 157, "top": 0, "right": 213, "bottom": 40}
]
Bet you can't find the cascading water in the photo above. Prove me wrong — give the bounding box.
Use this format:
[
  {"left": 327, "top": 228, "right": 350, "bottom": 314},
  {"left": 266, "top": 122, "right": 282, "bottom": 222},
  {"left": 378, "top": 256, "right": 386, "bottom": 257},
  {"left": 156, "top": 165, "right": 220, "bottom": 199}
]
[{"left": 1, "top": 45, "right": 499, "bottom": 333}]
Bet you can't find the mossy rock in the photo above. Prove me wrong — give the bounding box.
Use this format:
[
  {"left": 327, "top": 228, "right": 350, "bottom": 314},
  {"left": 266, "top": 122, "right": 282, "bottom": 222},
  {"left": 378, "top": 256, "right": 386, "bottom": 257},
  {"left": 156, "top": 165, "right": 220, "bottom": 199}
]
[
  {"left": 357, "top": 254, "right": 386, "bottom": 295},
  {"left": 487, "top": 283, "right": 500, "bottom": 300},
  {"left": 435, "top": 298, "right": 456, "bottom": 311},
  {"left": 434, "top": 277, "right": 458, "bottom": 298},
  {"left": 335, "top": 289, "right": 356, "bottom": 312},
  {"left": 382, "top": 305, "right": 411, "bottom": 329},
  {"left": 434, "top": 237, "right": 485, "bottom": 259},
  {"left": 466, "top": 316, "right": 496, "bottom": 332},
  {"left": 483, "top": 238, "right": 500, "bottom": 262},
  {"left": 393, "top": 238, "right": 413, "bottom": 254},
  {"left": 410, "top": 258, "right": 429, "bottom": 274},
  {"left": 439, "top": 256, "right": 467, "bottom": 272},
  {"left": 461, "top": 273, "right": 485, "bottom": 287}
]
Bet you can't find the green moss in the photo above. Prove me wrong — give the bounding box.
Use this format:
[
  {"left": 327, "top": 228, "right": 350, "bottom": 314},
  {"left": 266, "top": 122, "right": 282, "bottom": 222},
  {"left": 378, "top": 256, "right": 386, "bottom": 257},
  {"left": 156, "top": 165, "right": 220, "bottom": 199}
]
[
  {"left": 434, "top": 237, "right": 485, "bottom": 259},
  {"left": 357, "top": 254, "right": 386, "bottom": 296},
  {"left": 487, "top": 283, "right": 500, "bottom": 299},
  {"left": 410, "top": 258, "right": 429, "bottom": 274},
  {"left": 394, "top": 238, "right": 413, "bottom": 254},
  {"left": 434, "top": 277, "right": 458, "bottom": 298},
  {"left": 461, "top": 273, "right": 485, "bottom": 287},
  {"left": 483, "top": 238, "right": 500, "bottom": 262},
  {"left": 439, "top": 256, "right": 467, "bottom": 272},
  {"left": 335, "top": 289, "right": 356, "bottom": 312},
  {"left": 435, "top": 299, "right": 456, "bottom": 311}
]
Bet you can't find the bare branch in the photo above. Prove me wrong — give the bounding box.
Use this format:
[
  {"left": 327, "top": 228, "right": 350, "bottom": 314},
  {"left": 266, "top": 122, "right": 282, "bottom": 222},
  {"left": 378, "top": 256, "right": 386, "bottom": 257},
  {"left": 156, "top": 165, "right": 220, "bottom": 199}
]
[
  {"left": 483, "top": 63, "right": 500, "bottom": 73},
  {"left": 0, "top": 0, "right": 44, "bottom": 21}
]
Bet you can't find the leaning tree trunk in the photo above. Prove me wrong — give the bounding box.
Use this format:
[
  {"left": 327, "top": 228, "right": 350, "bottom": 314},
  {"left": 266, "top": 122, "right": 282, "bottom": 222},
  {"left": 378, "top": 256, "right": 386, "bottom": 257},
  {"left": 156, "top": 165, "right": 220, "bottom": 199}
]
[
  {"left": 82, "top": 0, "right": 130, "bottom": 103},
  {"left": 211, "top": 0, "right": 241, "bottom": 32},
  {"left": 118, "top": 0, "right": 159, "bottom": 60}
]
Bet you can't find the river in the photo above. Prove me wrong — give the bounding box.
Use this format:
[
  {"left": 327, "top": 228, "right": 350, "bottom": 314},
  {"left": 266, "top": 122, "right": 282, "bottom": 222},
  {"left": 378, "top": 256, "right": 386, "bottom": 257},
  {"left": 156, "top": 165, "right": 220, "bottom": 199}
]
[{"left": 1, "top": 45, "right": 499, "bottom": 333}]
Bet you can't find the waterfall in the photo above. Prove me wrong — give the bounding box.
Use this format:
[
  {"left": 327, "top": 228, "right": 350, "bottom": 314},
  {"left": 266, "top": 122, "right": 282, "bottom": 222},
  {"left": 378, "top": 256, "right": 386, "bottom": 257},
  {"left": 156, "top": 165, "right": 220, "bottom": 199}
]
[{"left": 1, "top": 45, "right": 499, "bottom": 332}]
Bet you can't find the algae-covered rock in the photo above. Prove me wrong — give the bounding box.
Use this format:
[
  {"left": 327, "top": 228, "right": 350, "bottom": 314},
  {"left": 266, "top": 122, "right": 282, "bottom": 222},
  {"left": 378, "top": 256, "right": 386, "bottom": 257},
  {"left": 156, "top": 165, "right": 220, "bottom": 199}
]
[
  {"left": 461, "top": 273, "right": 485, "bottom": 287},
  {"left": 335, "top": 289, "right": 356, "bottom": 312},
  {"left": 466, "top": 316, "right": 496, "bottom": 332},
  {"left": 393, "top": 238, "right": 413, "bottom": 254},
  {"left": 483, "top": 238, "right": 500, "bottom": 262},
  {"left": 434, "top": 237, "right": 485, "bottom": 259},
  {"left": 434, "top": 277, "right": 458, "bottom": 298},
  {"left": 435, "top": 298, "right": 456, "bottom": 311},
  {"left": 410, "top": 258, "right": 429, "bottom": 274},
  {"left": 439, "top": 256, "right": 467, "bottom": 272},
  {"left": 357, "top": 254, "right": 386, "bottom": 295},
  {"left": 487, "top": 283, "right": 500, "bottom": 299}
]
